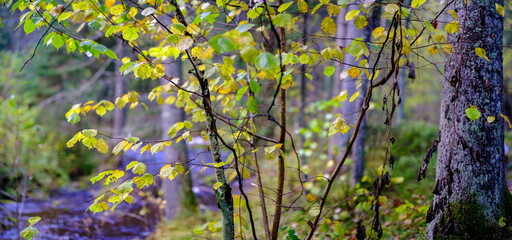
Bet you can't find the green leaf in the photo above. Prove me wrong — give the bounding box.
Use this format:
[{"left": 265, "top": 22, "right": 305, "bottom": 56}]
[
  {"left": 249, "top": 80, "right": 260, "bottom": 93},
  {"left": 52, "top": 34, "right": 64, "bottom": 50},
  {"left": 122, "top": 27, "right": 140, "bottom": 41},
  {"left": 88, "top": 20, "right": 102, "bottom": 30},
  {"left": 236, "top": 23, "right": 255, "bottom": 33},
  {"left": 126, "top": 161, "right": 139, "bottom": 170},
  {"left": 193, "top": 222, "right": 209, "bottom": 234},
  {"left": 248, "top": 96, "right": 258, "bottom": 114},
  {"left": 353, "top": 15, "right": 367, "bottom": 30},
  {"left": 28, "top": 217, "right": 41, "bottom": 226},
  {"left": 345, "top": 9, "right": 360, "bottom": 22},
  {"left": 67, "top": 112, "right": 81, "bottom": 124},
  {"left": 132, "top": 162, "right": 146, "bottom": 175},
  {"left": 236, "top": 86, "right": 248, "bottom": 101},
  {"left": 321, "top": 17, "right": 336, "bottom": 35},
  {"left": 255, "top": 52, "right": 279, "bottom": 70},
  {"left": 271, "top": 13, "right": 292, "bottom": 28},
  {"left": 82, "top": 129, "right": 98, "bottom": 137},
  {"left": 424, "top": 20, "right": 434, "bottom": 32},
  {"left": 82, "top": 137, "right": 97, "bottom": 149},
  {"left": 20, "top": 226, "right": 38, "bottom": 240},
  {"left": 240, "top": 46, "right": 259, "bottom": 63},
  {"left": 141, "top": 173, "right": 155, "bottom": 187},
  {"left": 175, "top": 162, "right": 185, "bottom": 174},
  {"left": 23, "top": 18, "right": 35, "bottom": 34},
  {"left": 465, "top": 106, "right": 481, "bottom": 121},
  {"left": 209, "top": 35, "right": 236, "bottom": 53},
  {"left": 324, "top": 66, "right": 335, "bottom": 77},
  {"left": 247, "top": 7, "right": 263, "bottom": 19},
  {"left": 125, "top": 136, "right": 140, "bottom": 143}
]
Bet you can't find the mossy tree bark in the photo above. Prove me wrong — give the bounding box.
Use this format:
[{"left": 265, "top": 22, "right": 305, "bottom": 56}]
[
  {"left": 427, "top": 0, "right": 509, "bottom": 238},
  {"left": 160, "top": 61, "right": 198, "bottom": 219}
]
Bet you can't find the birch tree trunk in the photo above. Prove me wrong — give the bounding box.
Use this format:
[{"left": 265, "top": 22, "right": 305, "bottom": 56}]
[
  {"left": 160, "top": 61, "right": 198, "bottom": 219},
  {"left": 426, "top": 0, "right": 511, "bottom": 238}
]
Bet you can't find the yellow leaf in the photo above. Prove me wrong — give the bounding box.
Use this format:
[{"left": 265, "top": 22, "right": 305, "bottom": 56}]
[
  {"left": 411, "top": 0, "right": 426, "bottom": 8},
  {"left": 487, "top": 116, "right": 495, "bottom": 123},
  {"left": 372, "top": 27, "right": 384, "bottom": 38},
  {"left": 349, "top": 91, "right": 359, "bottom": 102},
  {"left": 105, "top": 0, "right": 115, "bottom": 9},
  {"left": 337, "top": 90, "right": 348, "bottom": 102},
  {"left": 501, "top": 114, "right": 512, "bottom": 128},
  {"left": 428, "top": 45, "right": 438, "bottom": 54},
  {"left": 298, "top": 0, "right": 308, "bottom": 13},
  {"left": 443, "top": 44, "right": 453, "bottom": 54},
  {"left": 445, "top": 20, "right": 459, "bottom": 34},
  {"left": 345, "top": 9, "right": 360, "bottom": 22},
  {"left": 348, "top": 67, "right": 361, "bottom": 78},
  {"left": 475, "top": 47, "right": 490, "bottom": 62},
  {"left": 110, "top": 5, "right": 124, "bottom": 15},
  {"left": 496, "top": 3, "right": 505, "bottom": 17},
  {"left": 306, "top": 193, "right": 317, "bottom": 202},
  {"left": 96, "top": 139, "right": 109, "bottom": 153},
  {"left": 353, "top": 15, "right": 367, "bottom": 30},
  {"left": 175, "top": 162, "right": 185, "bottom": 174},
  {"left": 449, "top": 9, "right": 458, "bottom": 19},
  {"left": 321, "top": 17, "right": 336, "bottom": 35},
  {"left": 401, "top": 39, "right": 411, "bottom": 55}
]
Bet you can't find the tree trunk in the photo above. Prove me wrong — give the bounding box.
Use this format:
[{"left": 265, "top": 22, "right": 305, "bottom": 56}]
[
  {"left": 427, "top": 0, "right": 510, "bottom": 238},
  {"left": 160, "top": 61, "right": 198, "bottom": 219},
  {"left": 328, "top": 7, "right": 348, "bottom": 161},
  {"left": 113, "top": 39, "right": 125, "bottom": 138},
  {"left": 350, "top": 4, "right": 380, "bottom": 186}
]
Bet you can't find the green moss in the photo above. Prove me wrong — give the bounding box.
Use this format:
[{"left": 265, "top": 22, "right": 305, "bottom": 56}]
[{"left": 434, "top": 199, "right": 512, "bottom": 240}]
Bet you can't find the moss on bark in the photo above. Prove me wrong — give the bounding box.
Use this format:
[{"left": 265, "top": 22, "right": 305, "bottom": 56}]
[{"left": 433, "top": 198, "right": 512, "bottom": 240}]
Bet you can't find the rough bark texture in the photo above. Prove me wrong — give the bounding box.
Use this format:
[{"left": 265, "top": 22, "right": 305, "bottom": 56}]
[
  {"left": 160, "top": 62, "right": 198, "bottom": 219},
  {"left": 427, "top": 0, "right": 509, "bottom": 238}
]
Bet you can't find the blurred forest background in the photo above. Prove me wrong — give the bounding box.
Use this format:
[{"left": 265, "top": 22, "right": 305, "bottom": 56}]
[{"left": 1, "top": 0, "right": 512, "bottom": 239}]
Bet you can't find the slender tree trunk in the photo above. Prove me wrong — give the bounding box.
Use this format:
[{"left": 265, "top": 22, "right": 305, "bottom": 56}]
[
  {"left": 160, "top": 61, "right": 198, "bottom": 219},
  {"left": 166, "top": 1, "right": 234, "bottom": 238},
  {"left": 427, "top": 0, "right": 510, "bottom": 238}
]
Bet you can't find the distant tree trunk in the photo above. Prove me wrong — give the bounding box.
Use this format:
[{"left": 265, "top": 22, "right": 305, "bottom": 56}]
[
  {"left": 351, "top": 5, "right": 380, "bottom": 186},
  {"left": 160, "top": 61, "right": 198, "bottom": 219},
  {"left": 113, "top": 39, "right": 125, "bottom": 138},
  {"left": 426, "top": 0, "right": 510, "bottom": 238},
  {"left": 328, "top": 6, "right": 348, "bottom": 161},
  {"left": 331, "top": 3, "right": 377, "bottom": 186},
  {"left": 395, "top": 0, "right": 412, "bottom": 124},
  {"left": 299, "top": 1, "right": 308, "bottom": 170}
]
